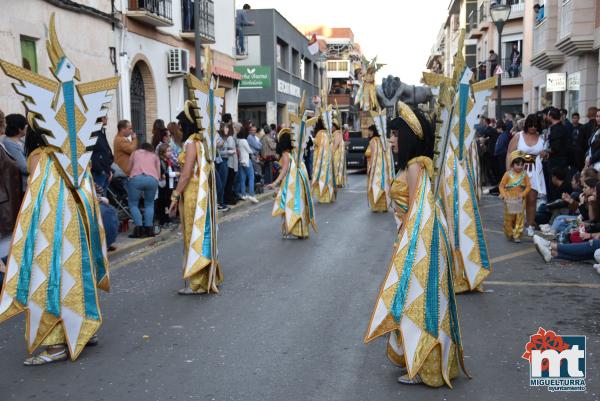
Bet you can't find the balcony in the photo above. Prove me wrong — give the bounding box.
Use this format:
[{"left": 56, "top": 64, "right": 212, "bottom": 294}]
[
  {"left": 473, "top": 57, "right": 522, "bottom": 85},
  {"left": 467, "top": 10, "right": 482, "bottom": 39},
  {"left": 555, "top": 0, "right": 595, "bottom": 56},
  {"left": 181, "top": 0, "right": 215, "bottom": 44},
  {"left": 128, "top": 0, "right": 173, "bottom": 27},
  {"left": 508, "top": 1, "right": 525, "bottom": 20},
  {"left": 531, "top": 12, "right": 564, "bottom": 69},
  {"left": 478, "top": 1, "right": 491, "bottom": 31}
]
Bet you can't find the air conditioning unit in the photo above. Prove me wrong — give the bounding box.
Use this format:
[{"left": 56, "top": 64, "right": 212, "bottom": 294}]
[{"left": 168, "top": 48, "right": 189, "bottom": 74}]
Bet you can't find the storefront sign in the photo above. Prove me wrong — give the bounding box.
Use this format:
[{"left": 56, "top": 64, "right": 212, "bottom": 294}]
[
  {"left": 277, "top": 79, "right": 301, "bottom": 98},
  {"left": 234, "top": 66, "right": 271, "bottom": 88},
  {"left": 546, "top": 73, "right": 567, "bottom": 92},
  {"left": 568, "top": 72, "right": 580, "bottom": 91}
]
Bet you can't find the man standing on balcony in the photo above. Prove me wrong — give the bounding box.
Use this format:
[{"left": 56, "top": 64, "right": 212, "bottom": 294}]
[
  {"left": 487, "top": 50, "right": 498, "bottom": 78},
  {"left": 236, "top": 4, "right": 254, "bottom": 56}
]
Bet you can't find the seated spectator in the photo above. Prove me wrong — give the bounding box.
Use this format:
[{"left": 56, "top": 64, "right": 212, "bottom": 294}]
[
  {"left": 95, "top": 183, "right": 119, "bottom": 251},
  {"left": 128, "top": 142, "right": 160, "bottom": 238},
  {"left": 535, "top": 167, "right": 573, "bottom": 225},
  {"left": 534, "top": 181, "right": 600, "bottom": 264},
  {"left": 540, "top": 172, "right": 582, "bottom": 235}
]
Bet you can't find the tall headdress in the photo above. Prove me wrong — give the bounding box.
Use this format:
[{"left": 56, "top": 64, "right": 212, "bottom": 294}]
[
  {"left": 289, "top": 91, "right": 318, "bottom": 165},
  {"left": 0, "top": 13, "right": 118, "bottom": 188},
  {"left": 185, "top": 46, "right": 225, "bottom": 161}
]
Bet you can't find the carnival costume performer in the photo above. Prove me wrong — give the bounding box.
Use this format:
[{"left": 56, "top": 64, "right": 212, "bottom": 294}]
[
  {"left": 355, "top": 57, "right": 382, "bottom": 112},
  {"left": 0, "top": 14, "right": 118, "bottom": 364},
  {"left": 332, "top": 114, "right": 347, "bottom": 188},
  {"left": 312, "top": 104, "right": 337, "bottom": 203},
  {"left": 364, "top": 107, "right": 468, "bottom": 388},
  {"left": 365, "top": 110, "right": 394, "bottom": 212},
  {"left": 428, "top": 31, "right": 494, "bottom": 294},
  {"left": 169, "top": 56, "right": 224, "bottom": 295},
  {"left": 499, "top": 150, "right": 531, "bottom": 242},
  {"left": 267, "top": 97, "right": 317, "bottom": 238}
]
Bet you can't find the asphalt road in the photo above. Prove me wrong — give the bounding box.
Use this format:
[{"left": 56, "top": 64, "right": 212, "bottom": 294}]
[{"left": 1, "top": 174, "right": 599, "bottom": 401}]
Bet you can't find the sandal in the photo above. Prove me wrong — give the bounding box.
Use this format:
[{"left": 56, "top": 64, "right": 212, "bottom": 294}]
[
  {"left": 398, "top": 373, "right": 423, "bottom": 385},
  {"left": 24, "top": 348, "right": 68, "bottom": 366},
  {"left": 177, "top": 287, "right": 207, "bottom": 295},
  {"left": 87, "top": 334, "right": 99, "bottom": 346}
]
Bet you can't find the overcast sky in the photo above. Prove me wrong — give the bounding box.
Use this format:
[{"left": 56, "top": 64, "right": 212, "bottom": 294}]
[{"left": 236, "top": 0, "right": 449, "bottom": 85}]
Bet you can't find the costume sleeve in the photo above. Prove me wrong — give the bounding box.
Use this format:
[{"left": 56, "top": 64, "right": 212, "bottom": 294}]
[
  {"left": 498, "top": 172, "right": 509, "bottom": 198},
  {"left": 365, "top": 140, "right": 372, "bottom": 158}
]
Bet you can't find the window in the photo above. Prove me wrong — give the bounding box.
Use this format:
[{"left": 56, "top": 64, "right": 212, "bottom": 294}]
[
  {"left": 313, "top": 64, "right": 319, "bottom": 86},
  {"left": 465, "top": 44, "right": 476, "bottom": 70},
  {"left": 20, "top": 37, "right": 37, "bottom": 73},
  {"left": 276, "top": 38, "right": 288, "bottom": 70},
  {"left": 303, "top": 59, "right": 311, "bottom": 82},
  {"left": 291, "top": 48, "right": 300, "bottom": 76}
]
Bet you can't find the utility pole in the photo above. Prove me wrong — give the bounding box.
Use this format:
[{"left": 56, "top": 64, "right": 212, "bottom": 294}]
[{"left": 194, "top": 0, "right": 202, "bottom": 80}]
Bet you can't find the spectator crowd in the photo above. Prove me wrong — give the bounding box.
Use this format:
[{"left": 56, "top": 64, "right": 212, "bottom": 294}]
[{"left": 475, "top": 105, "right": 600, "bottom": 271}]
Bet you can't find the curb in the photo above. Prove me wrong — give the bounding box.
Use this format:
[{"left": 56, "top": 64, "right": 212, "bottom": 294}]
[{"left": 107, "top": 189, "right": 275, "bottom": 262}]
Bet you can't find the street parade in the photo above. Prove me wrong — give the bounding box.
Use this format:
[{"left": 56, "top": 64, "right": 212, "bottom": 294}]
[{"left": 0, "top": 0, "right": 598, "bottom": 399}]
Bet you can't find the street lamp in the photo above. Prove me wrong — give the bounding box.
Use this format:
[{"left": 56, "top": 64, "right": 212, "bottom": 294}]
[{"left": 490, "top": 2, "right": 511, "bottom": 120}]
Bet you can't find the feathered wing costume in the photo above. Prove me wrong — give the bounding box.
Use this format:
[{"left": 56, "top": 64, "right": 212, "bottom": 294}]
[
  {"left": 441, "top": 68, "right": 495, "bottom": 293},
  {"left": 272, "top": 97, "right": 317, "bottom": 238},
  {"left": 364, "top": 102, "right": 468, "bottom": 388},
  {"left": 0, "top": 14, "right": 117, "bottom": 359},
  {"left": 177, "top": 62, "right": 224, "bottom": 293}
]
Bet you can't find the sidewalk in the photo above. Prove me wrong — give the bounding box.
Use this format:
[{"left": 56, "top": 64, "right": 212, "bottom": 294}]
[{"left": 108, "top": 190, "right": 274, "bottom": 261}]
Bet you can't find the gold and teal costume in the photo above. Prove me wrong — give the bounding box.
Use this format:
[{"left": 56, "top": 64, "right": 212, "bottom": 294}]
[
  {"left": 312, "top": 111, "right": 337, "bottom": 203},
  {"left": 178, "top": 63, "right": 224, "bottom": 294},
  {"left": 365, "top": 136, "right": 393, "bottom": 212},
  {"left": 366, "top": 109, "right": 394, "bottom": 212},
  {"left": 273, "top": 99, "right": 318, "bottom": 238},
  {"left": 423, "top": 31, "right": 495, "bottom": 294},
  {"left": 332, "top": 129, "right": 347, "bottom": 188},
  {"left": 272, "top": 150, "right": 317, "bottom": 238},
  {"left": 365, "top": 157, "right": 467, "bottom": 388},
  {"left": 179, "top": 134, "right": 222, "bottom": 293},
  {"left": 0, "top": 14, "right": 117, "bottom": 359}
]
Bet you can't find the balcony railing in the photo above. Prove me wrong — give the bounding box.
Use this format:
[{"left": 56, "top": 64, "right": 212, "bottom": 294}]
[
  {"left": 510, "top": 1, "right": 525, "bottom": 16},
  {"left": 473, "top": 57, "right": 522, "bottom": 82},
  {"left": 128, "top": 0, "right": 173, "bottom": 26},
  {"left": 181, "top": 0, "right": 215, "bottom": 44}
]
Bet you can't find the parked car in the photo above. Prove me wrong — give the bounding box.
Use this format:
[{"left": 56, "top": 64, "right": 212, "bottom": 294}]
[{"left": 346, "top": 131, "right": 368, "bottom": 170}]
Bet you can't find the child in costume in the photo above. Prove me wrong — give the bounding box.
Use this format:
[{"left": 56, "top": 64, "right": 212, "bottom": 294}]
[{"left": 499, "top": 150, "right": 531, "bottom": 242}]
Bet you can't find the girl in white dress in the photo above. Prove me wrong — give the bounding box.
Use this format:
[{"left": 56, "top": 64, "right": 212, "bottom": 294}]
[{"left": 506, "top": 114, "right": 546, "bottom": 236}]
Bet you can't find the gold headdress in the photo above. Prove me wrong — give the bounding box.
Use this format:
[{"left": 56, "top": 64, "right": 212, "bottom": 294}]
[
  {"left": 396, "top": 101, "right": 423, "bottom": 140},
  {"left": 46, "top": 13, "right": 80, "bottom": 80}
]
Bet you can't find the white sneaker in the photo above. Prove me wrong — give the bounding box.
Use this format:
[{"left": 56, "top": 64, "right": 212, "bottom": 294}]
[
  {"left": 539, "top": 224, "right": 551, "bottom": 233},
  {"left": 534, "top": 241, "right": 552, "bottom": 263},
  {"left": 247, "top": 195, "right": 259, "bottom": 204},
  {"left": 526, "top": 226, "right": 535, "bottom": 237},
  {"left": 533, "top": 234, "right": 551, "bottom": 249},
  {"left": 594, "top": 249, "right": 600, "bottom": 264},
  {"left": 241, "top": 194, "right": 249, "bottom": 200}
]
